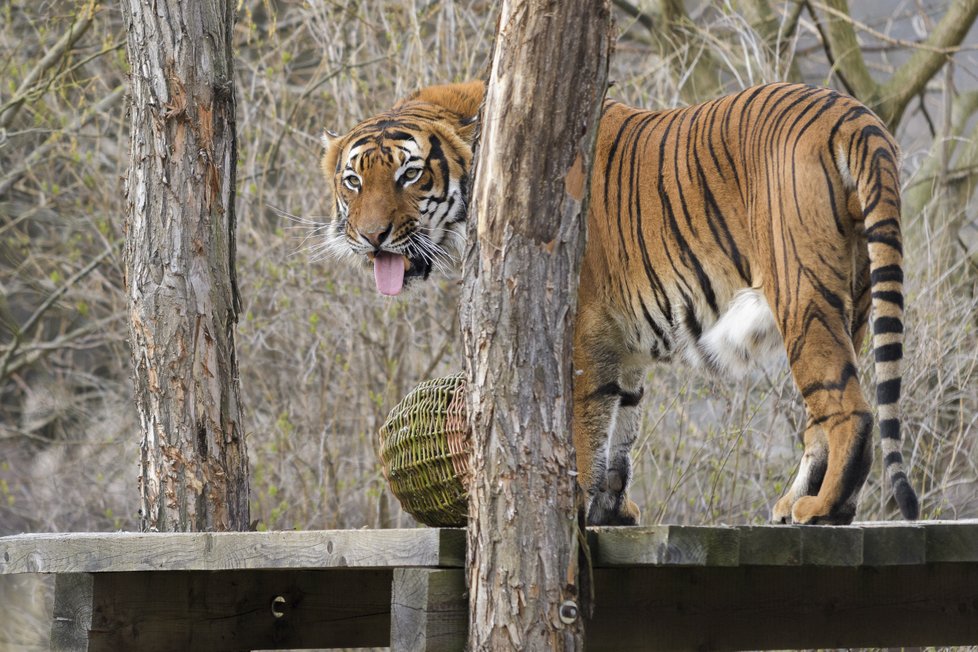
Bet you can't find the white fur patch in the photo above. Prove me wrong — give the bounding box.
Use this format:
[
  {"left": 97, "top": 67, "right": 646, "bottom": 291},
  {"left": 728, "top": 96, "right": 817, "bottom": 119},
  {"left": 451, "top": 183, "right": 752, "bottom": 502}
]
[
  {"left": 836, "top": 145, "right": 855, "bottom": 189},
  {"left": 699, "top": 288, "right": 783, "bottom": 377}
]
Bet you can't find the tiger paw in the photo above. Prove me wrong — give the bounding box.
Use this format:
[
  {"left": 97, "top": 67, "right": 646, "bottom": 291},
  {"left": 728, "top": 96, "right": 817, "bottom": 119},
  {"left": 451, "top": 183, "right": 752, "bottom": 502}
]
[
  {"left": 587, "top": 493, "right": 641, "bottom": 526},
  {"left": 771, "top": 494, "right": 796, "bottom": 524},
  {"left": 790, "top": 496, "right": 855, "bottom": 525},
  {"left": 615, "top": 497, "right": 641, "bottom": 526}
]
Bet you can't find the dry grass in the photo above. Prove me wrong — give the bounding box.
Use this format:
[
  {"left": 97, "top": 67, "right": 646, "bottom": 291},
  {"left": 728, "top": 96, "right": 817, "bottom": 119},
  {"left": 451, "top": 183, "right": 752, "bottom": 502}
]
[{"left": 1, "top": 0, "right": 977, "bottom": 646}]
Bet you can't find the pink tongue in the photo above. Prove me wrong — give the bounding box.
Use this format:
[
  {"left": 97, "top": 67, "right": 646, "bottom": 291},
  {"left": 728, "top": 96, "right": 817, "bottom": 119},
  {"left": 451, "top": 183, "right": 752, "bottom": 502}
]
[{"left": 374, "top": 252, "right": 405, "bottom": 296}]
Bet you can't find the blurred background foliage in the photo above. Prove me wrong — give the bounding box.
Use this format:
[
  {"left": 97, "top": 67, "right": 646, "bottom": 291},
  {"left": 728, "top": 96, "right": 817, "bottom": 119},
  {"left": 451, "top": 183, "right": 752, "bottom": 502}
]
[{"left": 1, "top": 1, "right": 977, "bottom": 647}]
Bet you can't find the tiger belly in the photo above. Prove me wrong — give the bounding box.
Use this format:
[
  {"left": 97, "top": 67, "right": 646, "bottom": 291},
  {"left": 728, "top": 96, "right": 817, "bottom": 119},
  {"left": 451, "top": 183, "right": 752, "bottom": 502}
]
[{"left": 692, "top": 288, "right": 784, "bottom": 377}]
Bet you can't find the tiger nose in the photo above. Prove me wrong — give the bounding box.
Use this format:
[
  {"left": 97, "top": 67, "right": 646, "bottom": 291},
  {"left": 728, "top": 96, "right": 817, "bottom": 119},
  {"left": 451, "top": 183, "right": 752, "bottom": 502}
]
[{"left": 362, "top": 224, "right": 392, "bottom": 249}]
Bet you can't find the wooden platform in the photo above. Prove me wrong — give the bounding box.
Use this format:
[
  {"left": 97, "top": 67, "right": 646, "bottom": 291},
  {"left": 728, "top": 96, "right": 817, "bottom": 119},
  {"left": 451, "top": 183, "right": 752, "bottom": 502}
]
[{"left": 2, "top": 521, "right": 977, "bottom": 650}]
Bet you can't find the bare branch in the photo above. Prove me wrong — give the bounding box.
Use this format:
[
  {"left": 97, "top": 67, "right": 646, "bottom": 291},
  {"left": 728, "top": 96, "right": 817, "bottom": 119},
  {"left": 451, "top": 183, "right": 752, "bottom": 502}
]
[
  {"left": 808, "top": 0, "right": 978, "bottom": 129},
  {"left": 0, "top": 85, "right": 126, "bottom": 197},
  {"left": 611, "top": 0, "right": 656, "bottom": 34},
  {"left": 0, "top": 244, "right": 118, "bottom": 381},
  {"left": 879, "top": 0, "right": 978, "bottom": 128},
  {"left": 732, "top": 0, "right": 803, "bottom": 81},
  {"left": 809, "top": 0, "right": 880, "bottom": 105},
  {"left": 904, "top": 90, "right": 978, "bottom": 216},
  {"left": 0, "top": 4, "right": 96, "bottom": 130}
]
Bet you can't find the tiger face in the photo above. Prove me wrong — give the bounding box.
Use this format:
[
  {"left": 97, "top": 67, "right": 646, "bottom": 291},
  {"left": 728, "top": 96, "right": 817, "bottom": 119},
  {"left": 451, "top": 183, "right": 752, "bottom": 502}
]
[{"left": 321, "top": 83, "right": 481, "bottom": 296}]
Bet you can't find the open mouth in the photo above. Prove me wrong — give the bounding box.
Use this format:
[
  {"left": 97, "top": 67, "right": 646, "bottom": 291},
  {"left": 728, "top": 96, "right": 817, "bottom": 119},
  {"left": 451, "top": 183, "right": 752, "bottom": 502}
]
[{"left": 371, "top": 251, "right": 432, "bottom": 296}]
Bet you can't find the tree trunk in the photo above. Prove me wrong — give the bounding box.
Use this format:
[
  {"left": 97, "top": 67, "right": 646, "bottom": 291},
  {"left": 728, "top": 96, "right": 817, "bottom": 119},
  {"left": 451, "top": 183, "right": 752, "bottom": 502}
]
[
  {"left": 461, "top": 1, "right": 612, "bottom": 649},
  {"left": 121, "top": 0, "right": 249, "bottom": 532}
]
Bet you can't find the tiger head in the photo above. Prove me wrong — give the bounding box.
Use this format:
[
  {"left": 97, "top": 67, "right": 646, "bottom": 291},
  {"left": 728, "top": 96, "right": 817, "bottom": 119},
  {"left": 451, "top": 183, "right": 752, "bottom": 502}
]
[{"left": 321, "top": 81, "right": 483, "bottom": 296}]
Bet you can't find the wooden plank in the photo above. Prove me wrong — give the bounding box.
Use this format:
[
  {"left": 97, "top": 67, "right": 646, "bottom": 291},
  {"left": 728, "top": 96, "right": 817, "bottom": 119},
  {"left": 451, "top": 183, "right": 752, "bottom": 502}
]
[
  {"left": 50, "top": 573, "right": 92, "bottom": 652},
  {"left": 391, "top": 568, "right": 467, "bottom": 651},
  {"left": 737, "top": 526, "right": 801, "bottom": 566},
  {"left": 591, "top": 526, "right": 740, "bottom": 566},
  {"left": 0, "top": 528, "right": 466, "bottom": 574},
  {"left": 923, "top": 520, "right": 978, "bottom": 562},
  {"left": 86, "top": 569, "right": 391, "bottom": 651},
  {"left": 859, "top": 524, "right": 926, "bottom": 566},
  {"left": 798, "top": 526, "right": 862, "bottom": 566},
  {"left": 588, "top": 563, "right": 978, "bottom": 650}
]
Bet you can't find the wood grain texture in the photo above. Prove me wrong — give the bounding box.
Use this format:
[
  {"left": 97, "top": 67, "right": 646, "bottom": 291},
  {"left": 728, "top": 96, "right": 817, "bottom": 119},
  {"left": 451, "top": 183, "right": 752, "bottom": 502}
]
[
  {"left": 0, "top": 529, "right": 465, "bottom": 574},
  {"left": 86, "top": 569, "right": 391, "bottom": 651},
  {"left": 50, "top": 573, "right": 92, "bottom": 652},
  {"left": 588, "top": 563, "right": 978, "bottom": 650},
  {"left": 589, "top": 520, "right": 977, "bottom": 568},
  {"left": 591, "top": 526, "right": 740, "bottom": 566},
  {"left": 3, "top": 522, "right": 978, "bottom": 649},
  {"left": 391, "top": 568, "right": 467, "bottom": 651},
  {"left": 3, "top": 522, "right": 976, "bottom": 576}
]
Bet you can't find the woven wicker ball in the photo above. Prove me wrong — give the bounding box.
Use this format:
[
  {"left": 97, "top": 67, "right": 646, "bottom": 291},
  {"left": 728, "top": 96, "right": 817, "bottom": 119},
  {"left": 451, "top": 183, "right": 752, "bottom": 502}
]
[{"left": 378, "top": 374, "right": 471, "bottom": 527}]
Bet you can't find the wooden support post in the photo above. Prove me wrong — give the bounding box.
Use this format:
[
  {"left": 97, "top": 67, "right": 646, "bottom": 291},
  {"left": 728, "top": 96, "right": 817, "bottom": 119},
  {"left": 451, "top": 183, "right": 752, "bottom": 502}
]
[
  {"left": 391, "top": 568, "right": 467, "bottom": 651},
  {"left": 50, "top": 573, "right": 93, "bottom": 652}
]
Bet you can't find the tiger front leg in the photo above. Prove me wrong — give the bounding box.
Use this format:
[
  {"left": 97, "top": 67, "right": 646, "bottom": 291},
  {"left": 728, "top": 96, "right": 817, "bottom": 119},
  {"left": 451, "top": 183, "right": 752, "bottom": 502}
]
[
  {"left": 573, "top": 309, "right": 641, "bottom": 526},
  {"left": 575, "top": 389, "right": 640, "bottom": 526}
]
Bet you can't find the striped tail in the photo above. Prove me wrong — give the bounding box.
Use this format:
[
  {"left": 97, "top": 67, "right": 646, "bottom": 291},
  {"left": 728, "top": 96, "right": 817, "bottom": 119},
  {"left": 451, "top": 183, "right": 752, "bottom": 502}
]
[{"left": 844, "top": 120, "right": 920, "bottom": 520}]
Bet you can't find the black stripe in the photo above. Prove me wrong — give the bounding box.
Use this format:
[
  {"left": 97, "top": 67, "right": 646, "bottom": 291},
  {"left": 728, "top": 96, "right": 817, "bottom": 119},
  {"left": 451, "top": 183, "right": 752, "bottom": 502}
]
[
  {"left": 879, "top": 418, "right": 900, "bottom": 439},
  {"left": 866, "top": 232, "right": 903, "bottom": 254},
  {"left": 619, "top": 386, "right": 644, "bottom": 408},
  {"left": 874, "top": 342, "right": 903, "bottom": 362},
  {"left": 590, "top": 382, "right": 644, "bottom": 408},
  {"left": 865, "top": 217, "right": 900, "bottom": 234},
  {"left": 873, "top": 317, "right": 903, "bottom": 334},
  {"left": 835, "top": 411, "right": 874, "bottom": 513},
  {"left": 870, "top": 264, "right": 903, "bottom": 285},
  {"left": 883, "top": 451, "right": 904, "bottom": 467},
  {"left": 801, "top": 362, "right": 858, "bottom": 398},
  {"left": 871, "top": 290, "right": 904, "bottom": 309},
  {"left": 877, "top": 377, "right": 901, "bottom": 405}
]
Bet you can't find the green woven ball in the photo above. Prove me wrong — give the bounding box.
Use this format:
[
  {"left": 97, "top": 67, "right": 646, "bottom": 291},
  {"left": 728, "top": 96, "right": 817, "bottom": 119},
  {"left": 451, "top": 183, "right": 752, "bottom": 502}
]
[{"left": 378, "top": 374, "right": 471, "bottom": 527}]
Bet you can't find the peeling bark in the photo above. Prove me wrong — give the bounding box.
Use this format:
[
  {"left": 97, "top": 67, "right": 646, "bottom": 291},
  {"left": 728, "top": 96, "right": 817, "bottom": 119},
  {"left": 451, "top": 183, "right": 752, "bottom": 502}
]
[
  {"left": 121, "top": 0, "right": 248, "bottom": 532},
  {"left": 461, "top": 1, "right": 613, "bottom": 649}
]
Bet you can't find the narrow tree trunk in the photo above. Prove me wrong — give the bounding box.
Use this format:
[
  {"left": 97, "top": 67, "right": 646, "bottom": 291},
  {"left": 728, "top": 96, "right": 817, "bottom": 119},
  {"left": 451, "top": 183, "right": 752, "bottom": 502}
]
[
  {"left": 461, "top": 1, "right": 613, "bottom": 649},
  {"left": 121, "top": 0, "right": 249, "bottom": 532}
]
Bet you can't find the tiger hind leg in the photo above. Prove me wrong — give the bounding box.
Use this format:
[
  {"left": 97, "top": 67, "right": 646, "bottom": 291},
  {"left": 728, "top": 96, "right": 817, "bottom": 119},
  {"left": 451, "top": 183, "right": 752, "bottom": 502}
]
[
  {"left": 771, "top": 421, "right": 829, "bottom": 523},
  {"left": 780, "top": 334, "right": 873, "bottom": 524}
]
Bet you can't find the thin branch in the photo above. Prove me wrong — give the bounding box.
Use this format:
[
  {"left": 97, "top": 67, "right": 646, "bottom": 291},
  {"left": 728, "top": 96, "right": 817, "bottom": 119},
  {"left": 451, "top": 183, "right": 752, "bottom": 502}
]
[
  {"left": 810, "top": 1, "right": 978, "bottom": 55},
  {"left": 611, "top": 0, "right": 656, "bottom": 34},
  {"left": 808, "top": 0, "right": 878, "bottom": 103},
  {"left": 732, "top": 0, "right": 803, "bottom": 81},
  {"left": 904, "top": 90, "right": 978, "bottom": 216},
  {"left": 0, "top": 85, "right": 126, "bottom": 197},
  {"left": 879, "top": 0, "right": 978, "bottom": 127},
  {"left": 0, "top": 4, "right": 96, "bottom": 130},
  {"left": 0, "top": 243, "right": 118, "bottom": 381}
]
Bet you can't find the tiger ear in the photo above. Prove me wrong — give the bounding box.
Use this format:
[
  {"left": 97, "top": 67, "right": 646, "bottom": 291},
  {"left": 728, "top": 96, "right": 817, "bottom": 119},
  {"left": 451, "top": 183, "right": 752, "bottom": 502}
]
[
  {"left": 458, "top": 114, "right": 480, "bottom": 145},
  {"left": 320, "top": 129, "right": 339, "bottom": 150}
]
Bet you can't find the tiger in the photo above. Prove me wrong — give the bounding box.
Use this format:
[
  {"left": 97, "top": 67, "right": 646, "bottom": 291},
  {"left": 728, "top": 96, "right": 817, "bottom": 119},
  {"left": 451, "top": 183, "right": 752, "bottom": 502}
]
[{"left": 320, "top": 80, "right": 920, "bottom": 525}]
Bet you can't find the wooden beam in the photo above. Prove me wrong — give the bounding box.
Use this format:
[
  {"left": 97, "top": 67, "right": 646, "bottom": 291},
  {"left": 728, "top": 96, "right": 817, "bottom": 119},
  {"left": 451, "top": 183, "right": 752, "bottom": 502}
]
[
  {"left": 86, "top": 569, "right": 391, "bottom": 651},
  {"left": 0, "top": 528, "right": 466, "bottom": 574},
  {"left": 588, "top": 521, "right": 977, "bottom": 568},
  {"left": 391, "top": 568, "right": 467, "bottom": 651},
  {"left": 588, "top": 563, "right": 978, "bottom": 650},
  {"left": 2, "top": 522, "right": 977, "bottom": 650}
]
